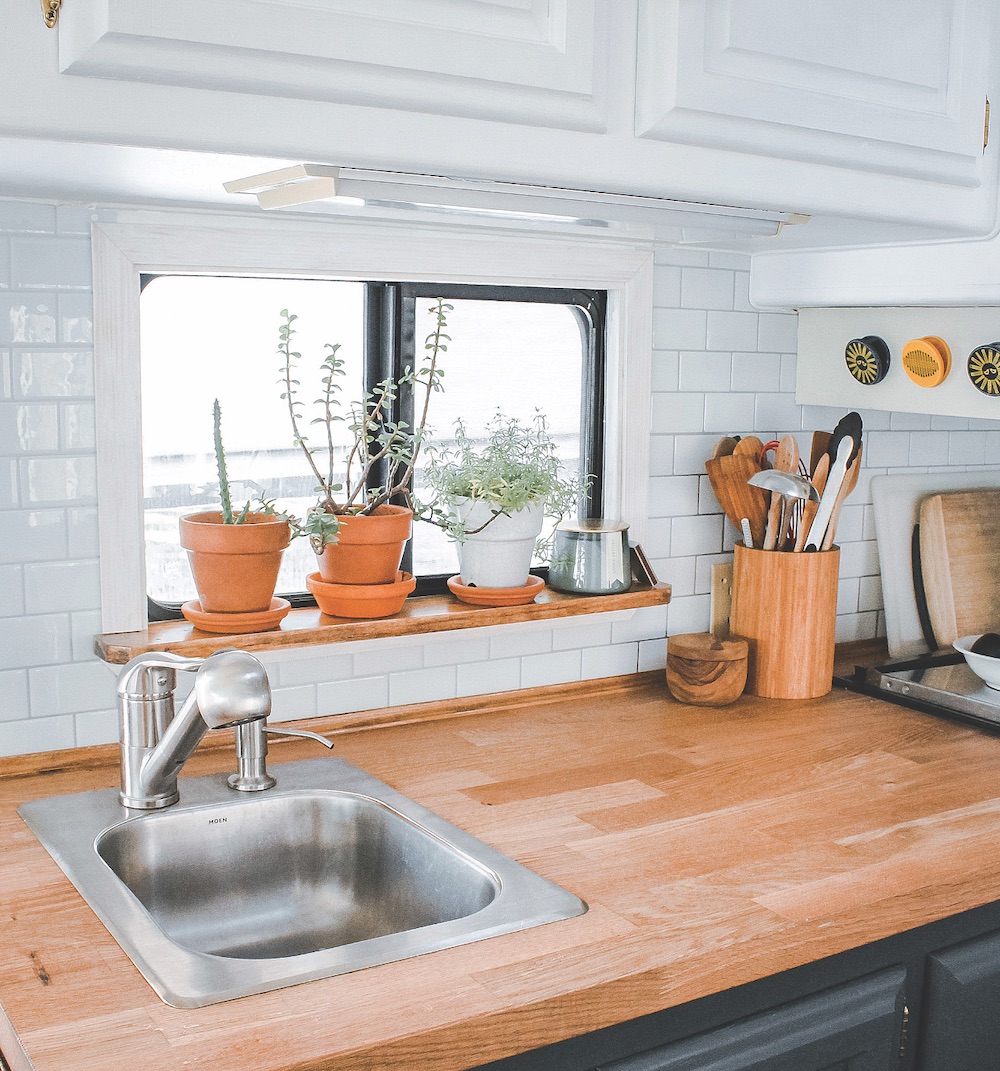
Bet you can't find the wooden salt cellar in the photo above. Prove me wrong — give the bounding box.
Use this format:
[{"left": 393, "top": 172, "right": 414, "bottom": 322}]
[{"left": 665, "top": 632, "right": 748, "bottom": 706}]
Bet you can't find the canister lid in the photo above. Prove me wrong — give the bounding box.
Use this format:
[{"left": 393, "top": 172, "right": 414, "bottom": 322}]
[
  {"left": 668, "top": 632, "right": 748, "bottom": 662},
  {"left": 556, "top": 518, "right": 629, "bottom": 533}
]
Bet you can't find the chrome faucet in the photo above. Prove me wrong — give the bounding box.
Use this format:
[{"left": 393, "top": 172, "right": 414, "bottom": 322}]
[{"left": 116, "top": 649, "right": 332, "bottom": 809}]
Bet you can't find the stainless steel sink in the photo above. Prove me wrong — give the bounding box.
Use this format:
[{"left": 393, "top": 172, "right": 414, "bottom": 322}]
[{"left": 19, "top": 757, "right": 586, "bottom": 1007}]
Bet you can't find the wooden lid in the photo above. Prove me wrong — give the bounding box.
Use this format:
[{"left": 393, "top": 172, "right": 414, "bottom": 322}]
[{"left": 668, "top": 632, "right": 748, "bottom": 662}]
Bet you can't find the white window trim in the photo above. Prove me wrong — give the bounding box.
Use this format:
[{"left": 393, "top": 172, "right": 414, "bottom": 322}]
[{"left": 93, "top": 209, "right": 654, "bottom": 633}]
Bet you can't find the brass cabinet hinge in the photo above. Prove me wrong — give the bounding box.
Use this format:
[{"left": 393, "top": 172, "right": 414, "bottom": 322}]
[
  {"left": 41, "top": 0, "right": 62, "bottom": 28},
  {"left": 985, "top": 98, "right": 991, "bottom": 151}
]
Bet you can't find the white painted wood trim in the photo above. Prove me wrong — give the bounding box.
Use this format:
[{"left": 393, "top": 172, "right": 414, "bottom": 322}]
[{"left": 93, "top": 210, "right": 653, "bottom": 633}]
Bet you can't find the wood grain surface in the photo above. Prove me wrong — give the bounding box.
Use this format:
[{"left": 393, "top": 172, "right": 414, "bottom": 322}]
[
  {"left": 95, "top": 584, "right": 672, "bottom": 664},
  {"left": 2, "top": 676, "right": 1000, "bottom": 1071},
  {"left": 919, "top": 489, "right": 1000, "bottom": 647}
]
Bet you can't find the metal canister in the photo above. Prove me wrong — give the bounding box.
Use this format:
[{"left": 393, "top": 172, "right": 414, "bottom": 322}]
[{"left": 548, "top": 519, "right": 631, "bottom": 595}]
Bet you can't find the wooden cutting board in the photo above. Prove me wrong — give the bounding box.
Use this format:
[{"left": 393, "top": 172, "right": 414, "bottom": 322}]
[{"left": 919, "top": 489, "right": 1000, "bottom": 648}]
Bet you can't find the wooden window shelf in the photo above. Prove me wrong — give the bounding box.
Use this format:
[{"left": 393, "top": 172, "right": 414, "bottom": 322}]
[{"left": 95, "top": 584, "right": 672, "bottom": 664}]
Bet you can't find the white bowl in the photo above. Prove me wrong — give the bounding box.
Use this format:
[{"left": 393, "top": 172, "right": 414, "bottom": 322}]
[{"left": 954, "top": 635, "right": 1000, "bottom": 690}]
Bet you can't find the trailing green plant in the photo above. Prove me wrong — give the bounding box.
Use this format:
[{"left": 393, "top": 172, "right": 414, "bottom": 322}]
[
  {"left": 277, "top": 299, "right": 450, "bottom": 550},
  {"left": 418, "top": 411, "right": 590, "bottom": 551}
]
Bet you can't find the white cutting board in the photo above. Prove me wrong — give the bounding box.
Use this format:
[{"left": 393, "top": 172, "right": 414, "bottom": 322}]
[{"left": 872, "top": 470, "right": 1000, "bottom": 658}]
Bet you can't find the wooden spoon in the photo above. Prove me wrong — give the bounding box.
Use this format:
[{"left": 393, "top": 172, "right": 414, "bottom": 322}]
[
  {"left": 794, "top": 452, "right": 829, "bottom": 552},
  {"left": 820, "top": 443, "right": 863, "bottom": 551},
  {"left": 762, "top": 435, "right": 799, "bottom": 550},
  {"left": 710, "top": 436, "right": 739, "bottom": 460},
  {"left": 706, "top": 453, "right": 768, "bottom": 548}
]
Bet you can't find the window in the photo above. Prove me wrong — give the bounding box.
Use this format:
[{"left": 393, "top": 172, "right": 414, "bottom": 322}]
[
  {"left": 139, "top": 275, "right": 606, "bottom": 613},
  {"left": 92, "top": 214, "right": 651, "bottom": 635}
]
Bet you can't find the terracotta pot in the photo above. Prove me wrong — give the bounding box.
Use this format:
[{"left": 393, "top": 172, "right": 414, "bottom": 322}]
[
  {"left": 307, "top": 571, "right": 416, "bottom": 619},
  {"left": 315, "top": 505, "right": 413, "bottom": 585},
  {"left": 179, "top": 511, "right": 290, "bottom": 614}
]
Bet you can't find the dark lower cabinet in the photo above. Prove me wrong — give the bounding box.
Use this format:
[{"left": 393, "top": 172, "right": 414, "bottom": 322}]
[
  {"left": 473, "top": 903, "right": 1000, "bottom": 1071},
  {"left": 597, "top": 969, "right": 907, "bottom": 1071},
  {"left": 917, "top": 929, "right": 1000, "bottom": 1071}
]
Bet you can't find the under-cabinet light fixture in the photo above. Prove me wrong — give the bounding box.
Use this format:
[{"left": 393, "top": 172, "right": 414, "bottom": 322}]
[
  {"left": 222, "top": 164, "right": 365, "bottom": 210},
  {"left": 223, "top": 163, "right": 810, "bottom": 235}
]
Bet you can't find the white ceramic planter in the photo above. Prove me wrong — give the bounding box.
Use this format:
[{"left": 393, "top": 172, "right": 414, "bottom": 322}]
[{"left": 456, "top": 499, "right": 545, "bottom": 588}]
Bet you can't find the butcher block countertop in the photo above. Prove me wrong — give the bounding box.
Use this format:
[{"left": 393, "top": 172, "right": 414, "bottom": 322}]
[{"left": 4, "top": 671, "right": 1000, "bottom": 1071}]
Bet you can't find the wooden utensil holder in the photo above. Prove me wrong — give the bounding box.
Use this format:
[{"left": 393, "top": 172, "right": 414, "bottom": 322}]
[{"left": 731, "top": 545, "right": 840, "bottom": 699}]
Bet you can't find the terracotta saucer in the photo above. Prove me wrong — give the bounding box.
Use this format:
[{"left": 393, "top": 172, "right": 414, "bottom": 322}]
[
  {"left": 181, "top": 597, "right": 291, "bottom": 634},
  {"left": 306, "top": 571, "right": 416, "bottom": 619},
  {"left": 447, "top": 574, "right": 545, "bottom": 607}
]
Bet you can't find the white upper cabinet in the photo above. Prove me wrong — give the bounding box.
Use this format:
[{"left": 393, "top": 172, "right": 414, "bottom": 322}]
[
  {"left": 635, "top": 0, "right": 991, "bottom": 186},
  {"left": 58, "top": 0, "right": 611, "bottom": 132},
  {"left": 2, "top": 0, "right": 997, "bottom": 238}
]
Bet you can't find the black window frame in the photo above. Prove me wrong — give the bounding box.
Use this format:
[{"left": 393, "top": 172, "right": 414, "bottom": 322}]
[{"left": 144, "top": 276, "right": 607, "bottom": 618}]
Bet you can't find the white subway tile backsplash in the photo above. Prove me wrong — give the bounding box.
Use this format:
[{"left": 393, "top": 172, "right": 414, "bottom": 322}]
[
  {"left": 521, "top": 649, "right": 582, "bottom": 688},
  {"left": 0, "top": 460, "right": 17, "bottom": 507},
  {"left": 836, "top": 576, "right": 860, "bottom": 615},
  {"left": 0, "top": 565, "right": 23, "bottom": 616},
  {"left": 859, "top": 575, "right": 884, "bottom": 613},
  {"left": 0, "top": 613, "right": 71, "bottom": 669},
  {"left": 638, "top": 637, "right": 667, "bottom": 671},
  {"left": 673, "top": 434, "right": 717, "bottom": 476},
  {"left": 0, "top": 714, "right": 75, "bottom": 757},
  {"left": 654, "top": 308, "right": 707, "bottom": 350},
  {"left": 650, "top": 350, "right": 679, "bottom": 392},
  {"left": 28, "top": 659, "right": 116, "bottom": 715},
  {"left": 839, "top": 540, "right": 880, "bottom": 579},
  {"left": 389, "top": 666, "right": 457, "bottom": 706},
  {"left": 703, "top": 392, "right": 755, "bottom": 434},
  {"left": 22, "top": 456, "right": 97, "bottom": 504},
  {"left": 276, "top": 651, "right": 353, "bottom": 686},
  {"left": 0, "top": 509, "right": 68, "bottom": 563},
  {"left": 649, "top": 434, "right": 674, "bottom": 476},
  {"left": 678, "top": 351, "right": 733, "bottom": 392},
  {"left": 23, "top": 558, "right": 100, "bottom": 613},
  {"left": 757, "top": 312, "right": 797, "bottom": 353},
  {"left": 582, "top": 642, "right": 638, "bottom": 679},
  {"left": 659, "top": 555, "right": 696, "bottom": 597},
  {"left": 611, "top": 604, "right": 668, "bottom": 643},
  {"left": 642, "top": 518, "right": 672, "bottom": 559},
  {"left": 651, "top": 392, "right": 705, "bottom": 434},
  {"left": 707, "top": 311, "right": 758, "bottom": 352},
  {"left": 652, "top": 264, "right": 681, "bottom": 307},
  {"left": 1, "top": 298, "right": 57, "bottom": 344},
  {"left": 67, "top": 507, "right": 99, "bottom": 556},
  {"left": 55, "top": 207, "right": 96, "bottom": 236},
  {"left": 11, "top": 239, "right": 92, "bottom": 291},
  {"left": 74, "top": 707, "right": 118, "bottom": 747},
  {"left": 0, "top": 204, "right": 55, "bottom": 234},
  {"left": 671, "top": 514, "right": 724, "bottom": 557},
  {"left": 58, "top": 294, "right": 93, "bottom": 344},
  {"left": 551, "top": 619, "right": 614, "bottom": 651},
  {"left": 0, "top": 402, "right": 59, "bottom": 452},
  {"left": 908, "top": 431, "right": 950, "bottom": 467},
  {"left": 0, "top": 670, "right": 29, "bottom": 720},
  {"left": 866, "top": 431, "right": 911, "bottom": 469},
  {"left": 62, "top": 402, "right": 96, "bottom": 450},
  {"left": 753, "top": 393, "right": 802, "bottom": 434},
  {"left": 681, "top": 267, "right": 735, "bottom": 311},
  {"left": 731, "top": 352, "right": 781, "bottom": 393},
  {"left": 268, "top": 684, "right": 318, "bottom": 723},
  {"left": 15, "top": 350, "right": 94, "bottom": 397},
  {"left": 666, "top": 594, "right": 711, "bottom": 635},
  {"left": 423, "top": 632, "right": 491, "bottom": 667},
  {"left": 949, "top": 432, "right": 987, "bottom": 466},
  {"left": 708, "top": 252, "right": 750, "bottom": 270},
  {"left": 317, "top": 675, "right": 389, "bottom": 716},
  {"left": 648, "top": 475, "right": 700, "bottom": 517},
  {"left": 456, "top": 656, "right": 521, "bottom": 697},
  {"left": 70, "top": 609, "right": 102, "bottom": 661},
  {"left": 489, "top": 623, "right": 553, "bottom": 659},
  {"left": 890, "top": 411, "right": 932, "bottom": 431}
]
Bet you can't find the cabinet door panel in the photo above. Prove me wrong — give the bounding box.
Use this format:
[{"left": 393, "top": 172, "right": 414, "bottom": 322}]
[
  {"left": 58, "top": 0, "right": 611, "bottom": 131},
  {"left": 635, "top": 0, "right": 990, "bottom": 184},
  {"left": 919, "top": 929, "right": 1000, "bottom": 1071},
  {"left": 598, "top": 968, "right": 906, "bottom": 1071}
]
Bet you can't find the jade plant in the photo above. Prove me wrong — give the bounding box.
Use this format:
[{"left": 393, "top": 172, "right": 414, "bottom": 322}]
[{"left": 277, "top": 299, "right": 450, "bottom": 551}]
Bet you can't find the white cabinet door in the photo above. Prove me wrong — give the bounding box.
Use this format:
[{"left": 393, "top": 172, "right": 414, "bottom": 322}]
[
  {"left": 635, "top": 0, "right": 991, "bottom": 184},
  {"left": 58, "top": 0, "right": 611, "bottom": 132}
]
